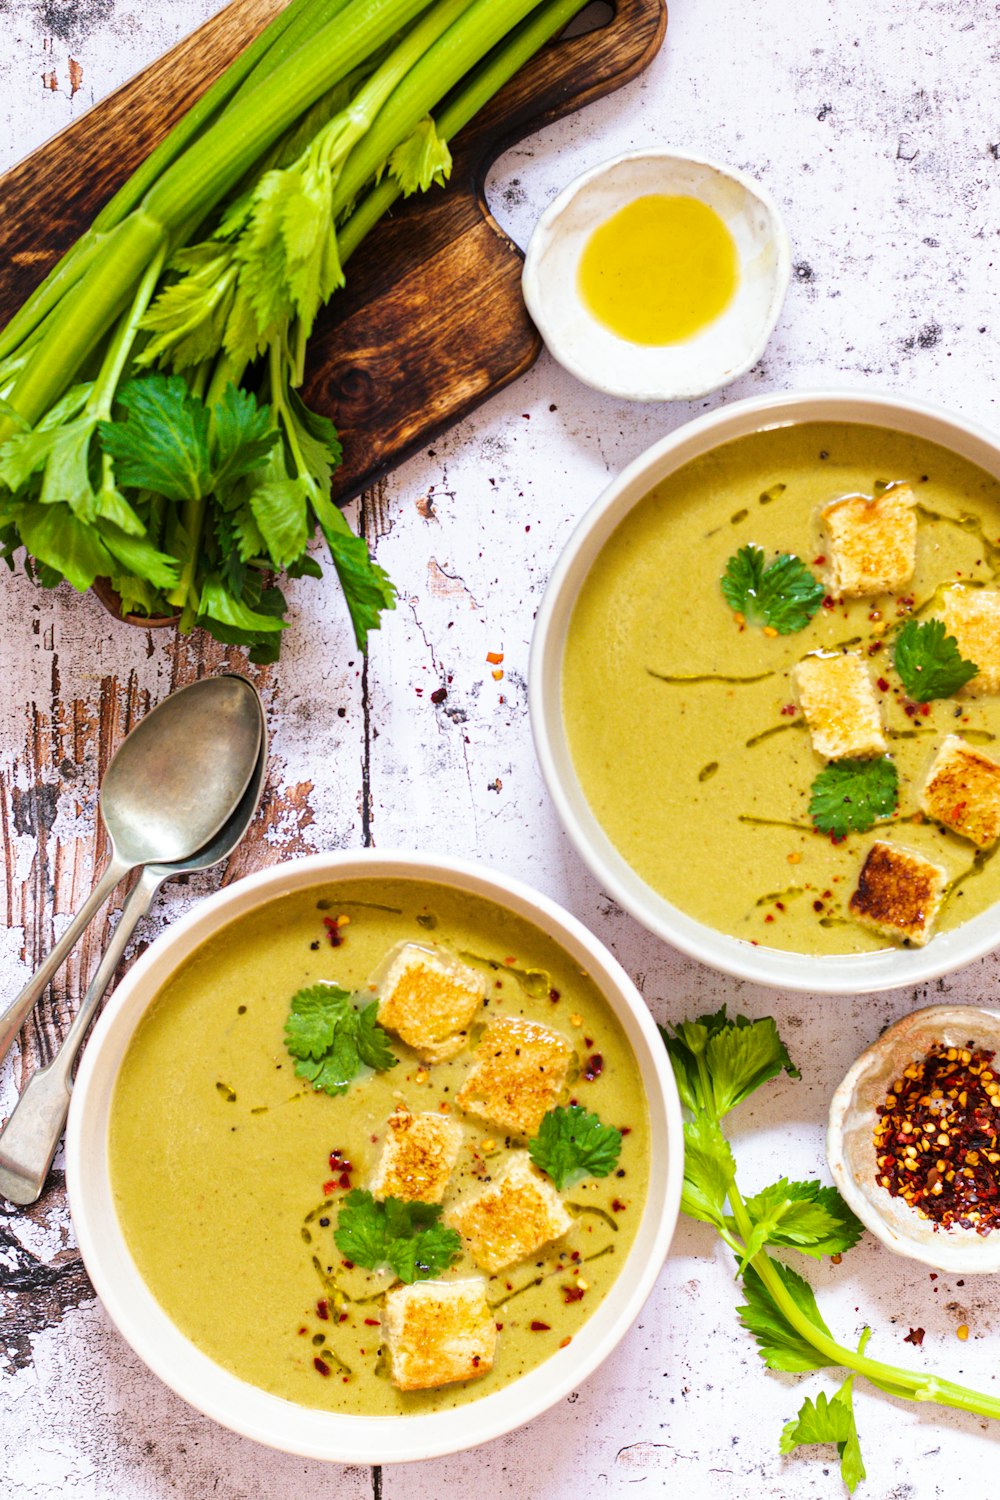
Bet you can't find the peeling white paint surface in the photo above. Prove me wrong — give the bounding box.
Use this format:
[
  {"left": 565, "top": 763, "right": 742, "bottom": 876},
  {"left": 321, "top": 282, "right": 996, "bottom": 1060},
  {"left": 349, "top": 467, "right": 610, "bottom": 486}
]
[{"left": 3, "top": 1, "right": 1000, "bottom": 1496}]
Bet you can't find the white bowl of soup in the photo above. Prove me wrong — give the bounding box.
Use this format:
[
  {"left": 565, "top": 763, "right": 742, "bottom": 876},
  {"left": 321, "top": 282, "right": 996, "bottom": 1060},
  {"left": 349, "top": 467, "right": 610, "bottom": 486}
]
[
  {"left": 66, "top": 850, "right": 682, "bottom": 1463},
  {"left": 530, "top": 390, "right": 1000, "bottom": 993}
]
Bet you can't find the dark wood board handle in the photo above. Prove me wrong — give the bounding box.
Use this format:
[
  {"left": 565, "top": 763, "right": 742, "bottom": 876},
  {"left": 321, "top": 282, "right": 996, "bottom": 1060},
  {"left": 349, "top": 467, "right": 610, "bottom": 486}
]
[{"left": 0, "top": 0, "right": 667, "bottom": 503}]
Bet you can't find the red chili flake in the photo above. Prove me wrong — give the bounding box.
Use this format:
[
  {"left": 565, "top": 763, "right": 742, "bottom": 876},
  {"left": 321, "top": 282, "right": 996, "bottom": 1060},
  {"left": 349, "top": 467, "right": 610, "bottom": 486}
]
[
  {"left": 904, "top": 1327, "right": 926, "bottom": 1346},
  {"left": 775, "top": 902, "right": 785, "bottom": 912},
  {"left": 530, "top": 1321, "right": 551, "bottom": 1332},
  {"left": 813, "top": 900, "right": 824, "bottom": 912},
  {"left": 619, "top": 1127, "right": 632, "bottom": 1137},
  {"left": 314, "top": 1358, "right": 331, "bottom": 1377},
  {"left": 549, "top": 988, "right": 561, "bottom": 1002},
  {"left": 611, "top": 1198, "right": 626, "bottom": 1213},
  {"left": 570, "top": 1251, "right": 581, "bottom": 1263},
  {"left": 430, "top": 687, "right": 448, "bottom": 704},
  {"left": 562, "top": 1285, "right": 586, "bottom": 1304},
  {"left": 472, "top": 1355, "right": 481, "bottom": 1367},
  {"left": 323, "top": 915, "right": 345, "bottom": 947},
  {"left": 920, "top": 703, "right": 931, "bottom": 717},
  {"left": 583, "top": 1054, "right": 604, "bottom": 1081},
  {"left": 873, "top": 1040, "right": 1000, "bottom": 1234},
  {"left": 764, "top": 913, "right": 775, "bottom": 923},
  {"left": 329, "top": 1150, "right": 353, "bottom": 1174},
  {"left": 822, "top": 594, "right": 838, "bottom": 609},
  {"left": 316, "top": 1299, "right": 329, "bottom": 1321},
  {"left": 813, "top": 555, "right": 827, "bottom": 566},
  {"left": 780, "top": 702, "right": 798, "bottom": 717},
  {"left": 559, "top": 1336, "right": 572, "bottom": 1349},
  {"left": 904, "top": 702, "right": 919, "bottom": 718},
  {"left": 867, "top": 641, "right": 883, "bottom": 656},
  {"left": 338, "top": 1312, "right": 349, "bottom": 1323},
  {"left": 877, "top": 676, "right": 890, "bottom": 692},
  {"left": 363, "top": 1317, "right": 380, "bottom": 1327},
  {"left": 583, "top": 1036, "right": 594, "bottom": 1048},
  {"left": 298, "top": 1326, "right": 308, "bottom": 1336},
  {"left": 342, "top": 1260, "right": 355, "bottom": 1270},
  {"left": 322, "top": 1179, "right": 338, "bottom": 1195}
]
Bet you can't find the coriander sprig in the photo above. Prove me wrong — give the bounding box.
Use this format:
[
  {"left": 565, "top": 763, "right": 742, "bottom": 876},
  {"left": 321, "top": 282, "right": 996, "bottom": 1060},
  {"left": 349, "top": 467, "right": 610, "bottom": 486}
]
[
  {"left": 721, "top": 544, "right": 825, "bottom": 634},
  {"left": 808, "top": 757, "right": 899, "bottom": 838},
  {"left": 284, "top": 982, "right": 397, "bottom": 1095},
  {"left": 333, "top": 1189, "right": 461, "bottom": 1283},
  {"left": 893, "top": 618, "right": 979, "bottom": 701},
  {"left": 528, "top": 1104, "right": 622, "bottom": 1190},
  {"left": 663, "top": 1006, "right": 1000, "bottom": 1495}
]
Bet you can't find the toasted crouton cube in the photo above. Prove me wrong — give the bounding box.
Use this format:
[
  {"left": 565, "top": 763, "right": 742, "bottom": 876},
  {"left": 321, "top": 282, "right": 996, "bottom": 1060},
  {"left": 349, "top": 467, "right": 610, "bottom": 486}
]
[
  {"left": 848, "top": 840, "right": 947, "bottom": 946},
  {"left": 919, "top": 735, "right": 1000, "bottom": 848},
  {"left": 820, "top": 484, "right": 917, "bottom": 596},
  {"left": 375, "top": 943, "right": 486, "bottom": 1062},
  {"left": 446, "top": 1152, "right": 573, "bottom": 1274},
  {"left": 455, "top": 1016, "right": 573, "bottom": 1135},
  {"left": 940, "top": 588, "right": 1000, "bottom": 696},
  {"left": 371, "top": 1107, "right": 464, "bottom": 1203},
  {"left": 793, "top": 652, "right": 887, "bottom": 760},
  {"left": 383, "top": 1279, "right": 497, "bottom": 1392}
]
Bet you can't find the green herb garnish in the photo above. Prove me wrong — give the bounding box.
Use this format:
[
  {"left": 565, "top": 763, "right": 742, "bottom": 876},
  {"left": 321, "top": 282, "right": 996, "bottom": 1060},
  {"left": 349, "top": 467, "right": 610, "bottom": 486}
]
[
  {"left": 663, "top": 1006, "right": 1000, "bottom": 1494},
  {"left": 893, "top": 618, "right": 979, "bottom": 701},
  {"left": 721, "top": 545, "right": 825, "bottom": 634},
  {"left": 333, "top": 1190, "right": 461, "bottom": 1283},
  {"left": 808, "top": 757, "right": 899, "bottom": 837},
  {"left": 528, "top": 1105, "right": 622, "bottom": 1190},
  {"left": 283, "top": 983, "right": 397, "bottom": 1095}
]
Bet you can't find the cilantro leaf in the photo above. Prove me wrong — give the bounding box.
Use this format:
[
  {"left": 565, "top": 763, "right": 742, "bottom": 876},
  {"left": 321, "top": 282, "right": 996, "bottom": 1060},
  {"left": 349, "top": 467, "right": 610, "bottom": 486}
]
[
  {"left": 809, "top": 756, "right": 898, "bottom": 837},
  {"left": 780, "top": 1373, "right": 867, "bottom": 1494},
  {"left": 737, "top": 1179, "right": 864, "bottom": 1268},
  {"left": 894, "top": 617, "right": 978, "bottom": 701},
  {"left": 721, "top": 545, "right": 824, "bottom": 634},
  {"left": 334, "top": 1190, "right": 461, "bottom": 1283},
  {"left": 528, "top": 1105, "right": 622, "bottom": 1190},
  {"left": 283, "top": 984, "right": 397, "bottom": 1095},
  {"left": 738, "top": 1255, "right": 838, "bottom": 1373}
]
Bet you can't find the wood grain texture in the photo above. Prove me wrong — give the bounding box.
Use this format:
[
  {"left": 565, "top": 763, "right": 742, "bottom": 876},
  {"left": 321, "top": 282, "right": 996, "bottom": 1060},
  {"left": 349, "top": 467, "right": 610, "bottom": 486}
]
[{"left": 0, "top": 0, "right": 667, "bottom": 502}]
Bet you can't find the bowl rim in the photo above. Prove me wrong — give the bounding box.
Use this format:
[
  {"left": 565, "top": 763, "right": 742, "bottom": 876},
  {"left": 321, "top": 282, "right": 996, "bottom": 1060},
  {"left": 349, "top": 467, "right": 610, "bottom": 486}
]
[
  {"left": 528, "top": 387, "right": 1000, "bottom": 995},
  {"left": 827, "top": 1003, "right": 1000, "bottom": 1272},
  {"left": 66, "top": 848, "right": 684, "bottom": 1464},
  {"left": 520, "top": 146, "right": 793, "bottom": 402}
]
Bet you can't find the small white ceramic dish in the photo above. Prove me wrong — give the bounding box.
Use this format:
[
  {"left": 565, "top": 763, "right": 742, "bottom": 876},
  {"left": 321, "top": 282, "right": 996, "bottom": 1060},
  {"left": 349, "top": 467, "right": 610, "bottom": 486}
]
[
  {"left": 66, "top": 849, "right": 683, "bottom": 1465},
  {"left": 521, "top": 148, "right": 791, "bottom": 401},
  {"left": 828, "top": 1005, "right": 1000, "bottom": 1272},
  {"left": 529, "top": 388, "right": 1000, "bottom": 995}
]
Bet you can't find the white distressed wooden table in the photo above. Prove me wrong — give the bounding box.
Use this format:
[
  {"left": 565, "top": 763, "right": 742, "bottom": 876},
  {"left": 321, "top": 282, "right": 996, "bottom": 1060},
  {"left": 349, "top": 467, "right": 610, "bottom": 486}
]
[{"left": 2, "top": 2, "right": 1000, "bottom": 1496}]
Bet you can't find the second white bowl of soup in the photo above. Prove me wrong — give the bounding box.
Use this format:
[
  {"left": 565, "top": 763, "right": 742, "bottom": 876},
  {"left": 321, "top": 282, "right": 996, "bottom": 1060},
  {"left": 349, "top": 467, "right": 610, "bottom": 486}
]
[
  {"left": 530, "top": 391, "right": 1000, "bottom": 993},
  {"left": 66, "top": 850, "right": 682, "bottom": 1463}
]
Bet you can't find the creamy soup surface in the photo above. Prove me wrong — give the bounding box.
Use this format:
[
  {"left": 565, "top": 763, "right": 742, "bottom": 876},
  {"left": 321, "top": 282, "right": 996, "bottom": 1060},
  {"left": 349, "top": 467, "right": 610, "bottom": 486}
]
[
  {"left": 109, "top": 878, "right": 650, "bottom": 1414},
  {"left": 562, "top": 422, "right": 1000, "bottom": 955}
]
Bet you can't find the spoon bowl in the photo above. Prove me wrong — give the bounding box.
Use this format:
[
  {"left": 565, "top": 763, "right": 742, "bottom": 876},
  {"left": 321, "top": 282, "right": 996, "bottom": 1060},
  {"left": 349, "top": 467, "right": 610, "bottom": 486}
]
[{"left": 0, "top": 674, "right": 264, "bottom": 1069}]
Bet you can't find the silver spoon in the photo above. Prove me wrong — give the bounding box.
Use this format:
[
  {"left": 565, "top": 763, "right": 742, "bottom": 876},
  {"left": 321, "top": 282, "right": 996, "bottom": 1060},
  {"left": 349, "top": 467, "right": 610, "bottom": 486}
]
[
  {"left": 0, "top": 729, "right": 268, "bottom": 1206},
  {"left": 0, "top": 674, "right": 263, "bottom": 1071}
]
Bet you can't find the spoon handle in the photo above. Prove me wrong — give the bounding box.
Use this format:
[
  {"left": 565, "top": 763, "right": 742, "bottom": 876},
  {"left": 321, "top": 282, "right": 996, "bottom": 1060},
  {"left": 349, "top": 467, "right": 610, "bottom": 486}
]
[
  {"left": 0, "top": 865, "right": 164, "bottom": 1207},
  {"left": 0, "top": 852, "right": 133, "bottom": 1071}
]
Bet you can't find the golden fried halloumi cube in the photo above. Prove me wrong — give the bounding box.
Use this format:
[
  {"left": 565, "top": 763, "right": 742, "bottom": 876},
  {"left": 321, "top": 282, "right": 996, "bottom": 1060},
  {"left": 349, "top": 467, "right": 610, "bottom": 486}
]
[
  {"left": 446, "top": 1151, "right": 573, "bottom": 1274},
  {"left": 455, "top": 1015, "right": 573, "bottom": 1135},
  {"left": 793, "top": 652, "right": 887, "bottom": 760},
  {"left": 848, "top": 840, "right": 947, "bottom": 946},
  {"left": 375, "top": 943, "right": 486, "bottom": 1062},
  {"left": 820, "top": 483, "right": 917, "bottom": 596},
  {"left": 919, "top": 735, "right": 1000, "bottom": 849},
  {"left": 940, "top": 588, "right": 1000, "bottom": 696},
  {"left": 383, "top": 1279, "right": 497, "bottom": 1392},
  {"left": 371, "top": 1107, "right": 464, "bottom": 1203}
]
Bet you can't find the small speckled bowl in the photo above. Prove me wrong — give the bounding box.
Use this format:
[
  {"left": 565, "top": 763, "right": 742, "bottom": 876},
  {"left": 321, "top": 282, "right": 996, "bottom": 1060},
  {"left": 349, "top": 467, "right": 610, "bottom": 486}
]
[
  {"left": 521, "top": 148, "right": 791, "bottom": 401},
  {"left": 828, "top": 1005, "right": 1000, "bottom": 1273}
]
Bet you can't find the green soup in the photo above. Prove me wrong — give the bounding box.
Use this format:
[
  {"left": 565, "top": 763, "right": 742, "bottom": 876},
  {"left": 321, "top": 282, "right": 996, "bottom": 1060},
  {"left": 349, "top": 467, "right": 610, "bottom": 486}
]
[
  {"left": 562, "top": 422, "right": 1000, "bottom": 955},
  {"left": 109, "top": 878, "right": 650, "bottom": 1414}
]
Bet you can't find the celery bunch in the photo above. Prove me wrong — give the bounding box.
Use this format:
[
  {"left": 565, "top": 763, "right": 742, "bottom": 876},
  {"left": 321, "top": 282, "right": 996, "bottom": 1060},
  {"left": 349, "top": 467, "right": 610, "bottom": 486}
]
[{"left": 0, "top": 0, "right": 586, "bottom": 657}]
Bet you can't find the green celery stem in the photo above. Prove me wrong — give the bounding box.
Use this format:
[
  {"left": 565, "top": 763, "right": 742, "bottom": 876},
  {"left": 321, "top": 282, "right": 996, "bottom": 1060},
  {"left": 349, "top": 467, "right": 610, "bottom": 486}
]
[
  {"left": 144, "top": 0, "right": 440, "bottom": 232},
  {"left": 332, "top": 0, "right": 550, "bottom": 220},
  {"left": 2, "top": 213, "right": 166, "bottom": 431},
  {"left": 338, "top": 0, "right": 589, "bottom": 264},
  {"left": 725, "top": 1180, "right": 1000, "bottom": 1422},
  {"left": 229, "top": 0, "right": 354, "bottom": 107}
]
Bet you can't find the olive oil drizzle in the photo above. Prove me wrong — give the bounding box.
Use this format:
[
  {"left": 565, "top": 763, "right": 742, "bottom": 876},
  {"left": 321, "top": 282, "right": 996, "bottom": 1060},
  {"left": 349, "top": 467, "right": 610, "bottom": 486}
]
[{"left": 648, "top": 667, "right": 777, "bottom": 686}]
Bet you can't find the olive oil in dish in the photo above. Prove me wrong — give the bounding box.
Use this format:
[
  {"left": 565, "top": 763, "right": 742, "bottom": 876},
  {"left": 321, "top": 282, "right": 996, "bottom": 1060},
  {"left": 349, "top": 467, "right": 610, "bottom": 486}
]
[{"left": 577, "top": 193, "right": 739, "bottom": 345}]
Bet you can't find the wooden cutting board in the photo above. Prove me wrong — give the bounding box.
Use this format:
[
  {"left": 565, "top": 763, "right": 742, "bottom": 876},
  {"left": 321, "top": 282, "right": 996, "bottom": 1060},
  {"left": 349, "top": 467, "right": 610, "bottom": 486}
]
[{"left": 0, "top": 0, "right": 666, "bottom": 502}]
